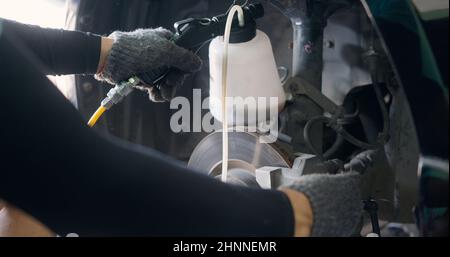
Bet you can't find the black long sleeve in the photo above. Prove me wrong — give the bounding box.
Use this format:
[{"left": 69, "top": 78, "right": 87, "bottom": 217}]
[
  {"left": 0, "top": 19, "right": 295, "bottom": 236},
  {"left": 0, "top": 18, "right": 101, "bottom": 75}
]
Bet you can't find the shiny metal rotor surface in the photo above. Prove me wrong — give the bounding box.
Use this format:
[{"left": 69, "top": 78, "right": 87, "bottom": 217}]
[{"left": 188, "top": 131, "right": 290, "bottom": 176}]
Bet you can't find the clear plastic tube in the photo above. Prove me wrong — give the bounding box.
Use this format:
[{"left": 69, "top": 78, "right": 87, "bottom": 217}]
[{"left": 221, "top": 6, "right": 245, "bottom": 182}]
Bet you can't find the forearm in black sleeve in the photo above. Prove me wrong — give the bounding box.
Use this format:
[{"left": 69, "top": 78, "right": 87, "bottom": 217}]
[
  {"left": 0, "top": 28, "right": 295, "bottom": 237},
  {"left": 0, "top": 18, "right": 101, "bottom": 75}
]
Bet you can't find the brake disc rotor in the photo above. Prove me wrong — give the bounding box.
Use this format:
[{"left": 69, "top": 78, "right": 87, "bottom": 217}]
[{"left": 188, "top": 131, "right": 291, "bottom": 177}]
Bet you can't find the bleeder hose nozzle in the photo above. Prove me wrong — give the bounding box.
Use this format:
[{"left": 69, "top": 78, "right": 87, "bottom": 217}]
[
  {"left": 87, "top": 77, "right": 139, "bottom": 128},
  {"left": 101, "top": 77, "right": 139, "bottom": 110}
]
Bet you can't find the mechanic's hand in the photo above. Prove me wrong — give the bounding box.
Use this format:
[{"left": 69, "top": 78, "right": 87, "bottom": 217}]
[
  {"left": 282, "top": 172, "right": 363, "bottom": 237},
  {"left": 96, "top": 28, "right": 202, "bottom": 102}
]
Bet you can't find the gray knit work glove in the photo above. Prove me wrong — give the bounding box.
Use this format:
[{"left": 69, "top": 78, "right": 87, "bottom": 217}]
[
  {"left": 96, "top": 28, "right": 202, "bottom": 102},
  {"left": 286, "top": 172, "right": 363, "bottom": 237}
]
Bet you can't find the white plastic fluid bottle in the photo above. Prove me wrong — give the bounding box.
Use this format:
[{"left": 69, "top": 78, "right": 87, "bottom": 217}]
[{"left": 209, "top": 28, "right": 286, "bottom": 127}]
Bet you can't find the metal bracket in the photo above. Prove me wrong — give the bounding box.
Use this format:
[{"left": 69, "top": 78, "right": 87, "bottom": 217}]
[
  {"left": 255, "top": 155, "right": 344, "bottom": 188},
  {"left": 255, "top": 167, "right": 282, "bottom": 189},
  {"left": 284, "top": 76, "right": 343, "bottom": 117}
]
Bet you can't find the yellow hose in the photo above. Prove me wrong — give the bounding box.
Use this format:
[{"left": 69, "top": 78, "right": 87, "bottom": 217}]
[{"left": 87, "top": 106, "right": 107, "bottom": 127}]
